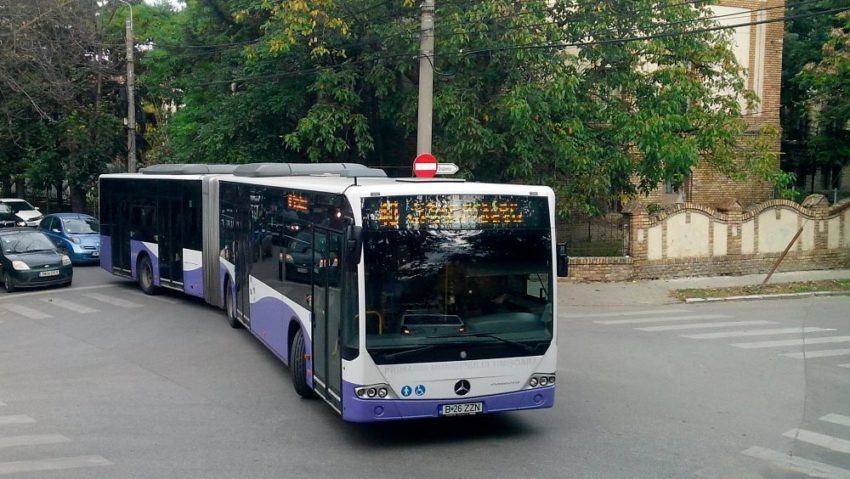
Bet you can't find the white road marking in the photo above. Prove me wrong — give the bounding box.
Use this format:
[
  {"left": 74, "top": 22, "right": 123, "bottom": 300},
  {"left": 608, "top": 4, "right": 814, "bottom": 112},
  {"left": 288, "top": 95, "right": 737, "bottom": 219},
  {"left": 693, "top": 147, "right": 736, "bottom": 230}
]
[
  {"left": 636, "top": 320, "right": 776, "bottom": 332},
  {"left": 0, "top": 456, "right": 111, "bottom": 475},
  {"left": 1, "top": 304, "right": 51, "bottom": 320},
  {"left": 783, "top": 428, "right": 850, "bottom": 454},
  {"left": 732, "top": 336, "right": 850, "bottom": 349},
  {"left": 0, "top": 402, "right": 5, "bottom": 407},
  {"left": 742, "top": 446, "right": 850, "bottom": 479},
  {"left": 84, "top": 293, "right": 142, "bottom": 309},
  {"left": 40, "top": 298, "right": 98, "bottom": 314},
  {"left": 561, "top": 309, "right": 691, "bottom": 319},
  {"left": 0, "top": 434, "right": 70, "bottom": 449},
  {"left": 821, "top": 414, "right": 850, "bottom": 428},
  {"left": 594, "top": 314, "right": 732, "bottom": 325},
  {"left": 783, "top": 349, "right": 850, "bottom": 359},
  {"left": 0, "top": 415, "right": 35, "bottom": 426},
  {"left": 840, "top": 364, "right": 850, "bottom": 368},
  {"left": 0, "top": 284, "right": 117, "bottom": 302},
  {"left": 683, "top": 327, "right": 837, "bottom": 339}
]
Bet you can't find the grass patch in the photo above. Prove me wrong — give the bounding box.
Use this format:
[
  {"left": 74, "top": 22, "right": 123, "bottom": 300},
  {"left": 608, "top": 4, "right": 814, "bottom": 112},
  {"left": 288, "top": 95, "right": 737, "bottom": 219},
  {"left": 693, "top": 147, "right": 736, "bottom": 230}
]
[{"left": 672, "top": 279, "right": 850, "bottom": 301}]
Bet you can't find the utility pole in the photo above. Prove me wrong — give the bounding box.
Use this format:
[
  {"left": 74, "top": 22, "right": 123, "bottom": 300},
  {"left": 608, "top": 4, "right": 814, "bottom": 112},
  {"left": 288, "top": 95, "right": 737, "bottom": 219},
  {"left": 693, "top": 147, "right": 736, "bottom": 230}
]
[
  {"left": 416, "top": 0, "right": 435, "bottom": 155},
  {"left": 122, "top": 1, "right": 136, "bottom": 173}
]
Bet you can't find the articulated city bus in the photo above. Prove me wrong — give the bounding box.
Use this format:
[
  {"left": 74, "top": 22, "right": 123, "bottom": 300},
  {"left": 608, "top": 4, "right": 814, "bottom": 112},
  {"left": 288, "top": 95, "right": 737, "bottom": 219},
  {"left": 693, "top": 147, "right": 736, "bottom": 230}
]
[{"left": 100, "top": 163, "right": 565, "bottom": 421}]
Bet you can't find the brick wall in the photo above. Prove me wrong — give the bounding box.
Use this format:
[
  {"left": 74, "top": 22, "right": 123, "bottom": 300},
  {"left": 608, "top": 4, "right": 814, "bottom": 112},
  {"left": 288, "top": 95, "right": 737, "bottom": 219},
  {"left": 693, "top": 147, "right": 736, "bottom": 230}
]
[{"left": 567, "top": 194, "right": 850, "bottom": 280}]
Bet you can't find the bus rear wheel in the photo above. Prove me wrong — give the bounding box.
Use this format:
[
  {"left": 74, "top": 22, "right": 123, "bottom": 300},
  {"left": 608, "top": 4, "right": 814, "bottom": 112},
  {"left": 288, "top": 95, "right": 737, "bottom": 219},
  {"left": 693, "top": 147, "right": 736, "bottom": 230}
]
[
  {"left": 290, "top": 329, "right": 316, "bottom": 399},
  {"left": 138, "top": 255, "right": 159, "bottom": 295},
  {"left": 224, "top": 280, "right": 242, "bottom": 329}
]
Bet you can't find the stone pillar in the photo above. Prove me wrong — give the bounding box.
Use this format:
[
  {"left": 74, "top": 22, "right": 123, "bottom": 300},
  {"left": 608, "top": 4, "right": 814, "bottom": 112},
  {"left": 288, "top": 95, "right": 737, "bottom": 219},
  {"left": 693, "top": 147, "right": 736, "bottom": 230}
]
[
  {"left": 802, "top": 194, "right": 829, "bottom": 260},
  {"left": 622, "top": 202, "right": 649, "bottom": 261},
  {"left": 717, "top": 198, "right": 743, "bottom": 258}
]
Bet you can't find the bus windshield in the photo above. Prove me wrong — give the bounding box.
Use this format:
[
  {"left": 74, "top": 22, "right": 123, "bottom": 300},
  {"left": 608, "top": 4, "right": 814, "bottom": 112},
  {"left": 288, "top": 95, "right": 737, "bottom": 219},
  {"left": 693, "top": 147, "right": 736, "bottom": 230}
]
[{"left": 362, "top": 195, "right": 553, "bottom": 365}]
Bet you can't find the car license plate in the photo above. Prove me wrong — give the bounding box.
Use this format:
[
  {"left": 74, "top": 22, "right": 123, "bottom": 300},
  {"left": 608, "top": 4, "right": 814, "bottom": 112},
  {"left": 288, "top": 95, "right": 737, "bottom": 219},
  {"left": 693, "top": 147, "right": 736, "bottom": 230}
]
[
  {"left": 39, "top": 270, "right": 60, "bottom": 277},
  {"left": 440, "top": 402, "right": 483, "bottom": 416},
  {"left": 92, "top": 251, "right": 100, "bottom": 257},
  {"left": 297, "top": 267, "right": 308, "bottom": 274}
]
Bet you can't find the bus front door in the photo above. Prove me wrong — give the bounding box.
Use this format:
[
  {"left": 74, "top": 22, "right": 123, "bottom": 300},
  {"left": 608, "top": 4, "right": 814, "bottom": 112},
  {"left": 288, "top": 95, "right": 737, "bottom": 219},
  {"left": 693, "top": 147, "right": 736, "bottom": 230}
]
[{"left": 312, "top": 227, "right": 342, "bottom": 410}]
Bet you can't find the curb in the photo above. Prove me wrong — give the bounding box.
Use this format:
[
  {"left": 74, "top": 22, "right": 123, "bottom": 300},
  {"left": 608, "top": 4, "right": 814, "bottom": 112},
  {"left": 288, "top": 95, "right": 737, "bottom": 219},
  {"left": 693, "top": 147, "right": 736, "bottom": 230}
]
[{"left": 684, "top": 290, "right": 850, "bottom": 303}]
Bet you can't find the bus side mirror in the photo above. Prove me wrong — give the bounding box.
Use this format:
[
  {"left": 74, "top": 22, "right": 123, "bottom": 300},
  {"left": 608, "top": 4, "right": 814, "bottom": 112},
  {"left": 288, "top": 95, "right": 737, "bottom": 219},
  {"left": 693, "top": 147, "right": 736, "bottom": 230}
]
[
  {"left": 345, "top": 225, "right": 362, "bottom": 270},
  {"left": 557, "top": 243, "right": 569, "bottom": 277}
]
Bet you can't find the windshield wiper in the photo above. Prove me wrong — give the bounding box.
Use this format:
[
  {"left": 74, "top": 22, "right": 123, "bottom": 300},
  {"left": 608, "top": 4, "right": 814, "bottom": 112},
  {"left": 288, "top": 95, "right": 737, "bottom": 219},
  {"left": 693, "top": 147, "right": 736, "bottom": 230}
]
[
  {"left": 458, "top": 332, "right": 537, "bottom": 352},
  {"left": 382, "top": 344, "right": 440, "bottom": 361}
]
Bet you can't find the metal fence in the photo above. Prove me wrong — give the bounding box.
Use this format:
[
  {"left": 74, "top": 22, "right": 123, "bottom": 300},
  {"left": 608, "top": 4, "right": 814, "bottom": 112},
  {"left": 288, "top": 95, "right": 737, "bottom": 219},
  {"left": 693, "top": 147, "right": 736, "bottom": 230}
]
[{"left": 557, "top": 214, "right": 629, "bottom": 257}]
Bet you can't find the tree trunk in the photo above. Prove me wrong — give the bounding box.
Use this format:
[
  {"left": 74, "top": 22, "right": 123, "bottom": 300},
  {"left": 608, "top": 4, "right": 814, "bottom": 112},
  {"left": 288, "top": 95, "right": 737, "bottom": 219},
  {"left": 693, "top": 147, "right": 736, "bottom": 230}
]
[
  {"left": 70, "top": 185, "right": 86, "bottom": 213},
  {"left": 54, "top": 181, "right": 64, "bottom": 210},
  {"left": 14, "top": 177, "right": 25, "bottom": 198},
  {"left": 0, "top": 175, "right": 10, "bottom": 196}
]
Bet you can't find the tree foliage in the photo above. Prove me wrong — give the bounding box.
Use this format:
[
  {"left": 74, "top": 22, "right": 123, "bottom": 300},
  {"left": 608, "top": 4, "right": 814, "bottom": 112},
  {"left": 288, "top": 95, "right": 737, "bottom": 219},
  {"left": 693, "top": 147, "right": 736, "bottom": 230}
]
[
  {"left": 1, "top": 0, "right": 784, "bottom": 216},
  {"left": 795, "top": 11, "right": 850, "bottom": 182},
  {"left": 782, "top": 1, "right": 849, "bottom": 189},
  {"left": 0, "top": 0, "right": 125, "bottom": 209}
]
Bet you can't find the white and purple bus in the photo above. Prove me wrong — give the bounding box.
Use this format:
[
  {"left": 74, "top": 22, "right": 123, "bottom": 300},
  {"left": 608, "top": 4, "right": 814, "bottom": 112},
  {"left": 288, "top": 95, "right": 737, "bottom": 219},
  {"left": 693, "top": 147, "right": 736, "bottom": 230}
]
[{"left": 100, "top": 163, "right": 565, "bottom": 422}]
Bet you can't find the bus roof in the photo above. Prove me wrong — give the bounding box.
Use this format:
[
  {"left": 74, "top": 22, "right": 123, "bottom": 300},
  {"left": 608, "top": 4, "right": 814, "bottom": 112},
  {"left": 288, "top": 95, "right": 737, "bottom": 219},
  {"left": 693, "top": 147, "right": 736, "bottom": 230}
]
[
  {"left": 219, "top": 174, "right": 554, "bottom": 198},
  {"left": 101, "top": 162, "right": 554, "bottom": 198}
]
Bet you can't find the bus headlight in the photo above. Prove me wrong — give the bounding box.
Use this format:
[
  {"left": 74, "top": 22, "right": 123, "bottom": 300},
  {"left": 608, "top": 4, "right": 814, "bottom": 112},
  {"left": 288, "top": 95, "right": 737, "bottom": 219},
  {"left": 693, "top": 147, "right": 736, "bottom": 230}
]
[
  {"left": 355, "top": 383, "right": 394, "bottom": 400},
  {"left": 528, "top": 373, "right": 556, "bottom": 389}
]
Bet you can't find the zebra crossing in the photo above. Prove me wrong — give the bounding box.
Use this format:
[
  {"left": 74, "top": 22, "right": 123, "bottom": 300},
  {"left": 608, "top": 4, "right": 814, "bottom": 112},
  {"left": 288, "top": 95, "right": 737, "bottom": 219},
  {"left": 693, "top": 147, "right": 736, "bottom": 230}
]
[
  {"left": 0, "top": 402, "right": 111, "bottom": 476},
  {"left": 743, "top": 413, "right": 850, "bottom": 478},
  {"left": 0, "top": 290, "right": 145, "bottom": 320},
  {"left": 569, "top": 307, "right": 850, "bottom": 369}
]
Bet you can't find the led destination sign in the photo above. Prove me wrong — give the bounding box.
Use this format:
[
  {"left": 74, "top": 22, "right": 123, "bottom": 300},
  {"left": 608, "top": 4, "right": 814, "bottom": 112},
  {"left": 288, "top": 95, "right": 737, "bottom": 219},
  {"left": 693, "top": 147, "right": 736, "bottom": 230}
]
[{"left": 363, "top": 195, "right": 548, "bottom": 230}]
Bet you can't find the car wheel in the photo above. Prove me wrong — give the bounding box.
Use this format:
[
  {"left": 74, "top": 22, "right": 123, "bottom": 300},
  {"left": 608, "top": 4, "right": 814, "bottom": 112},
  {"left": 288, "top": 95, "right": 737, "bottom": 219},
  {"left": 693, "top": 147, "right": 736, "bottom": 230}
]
[
  {"left": 3, "top": 272, "right": 16, "bottom": 293},
  {"left": 223, "top": 279, "right": 242, "bottom": 329},
  {"left": 290, "top": 328, "right": 316, "bottom": 399},
  {"left": 138, "top": 255, "right": 159, "bottom": 295}
]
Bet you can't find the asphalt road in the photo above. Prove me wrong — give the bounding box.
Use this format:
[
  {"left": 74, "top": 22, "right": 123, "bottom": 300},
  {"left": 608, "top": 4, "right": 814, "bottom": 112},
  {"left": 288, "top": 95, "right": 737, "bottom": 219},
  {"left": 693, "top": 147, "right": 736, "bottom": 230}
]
[{"left": 0, "top": 267, "right": 848, "bottom": 478}]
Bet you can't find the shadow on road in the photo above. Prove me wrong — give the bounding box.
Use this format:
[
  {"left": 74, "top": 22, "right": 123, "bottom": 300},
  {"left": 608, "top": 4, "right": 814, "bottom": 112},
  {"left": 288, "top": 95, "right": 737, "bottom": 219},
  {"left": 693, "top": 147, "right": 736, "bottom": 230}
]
[{"left": 337, "top": 413, "right": 535, "bottom": 447}]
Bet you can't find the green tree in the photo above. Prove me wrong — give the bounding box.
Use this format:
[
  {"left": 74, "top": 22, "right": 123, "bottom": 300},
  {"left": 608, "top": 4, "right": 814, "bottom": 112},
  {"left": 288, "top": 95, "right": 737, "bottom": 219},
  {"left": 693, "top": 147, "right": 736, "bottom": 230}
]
[
  {"left": 0, "top": 0, "right": 126, "bottom": 210},
  {"left": 794, "top": 11, "right": 850, "bottom": 189},
  {"left": 135, "top": 0, "right": 781, "bottom": 216}
]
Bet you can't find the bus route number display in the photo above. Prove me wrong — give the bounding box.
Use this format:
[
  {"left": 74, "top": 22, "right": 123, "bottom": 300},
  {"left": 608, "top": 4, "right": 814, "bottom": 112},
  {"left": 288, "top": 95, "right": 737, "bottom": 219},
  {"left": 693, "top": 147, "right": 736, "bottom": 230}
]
[{"left": 363, "top": 195, "right": 546, "bottom": 230}]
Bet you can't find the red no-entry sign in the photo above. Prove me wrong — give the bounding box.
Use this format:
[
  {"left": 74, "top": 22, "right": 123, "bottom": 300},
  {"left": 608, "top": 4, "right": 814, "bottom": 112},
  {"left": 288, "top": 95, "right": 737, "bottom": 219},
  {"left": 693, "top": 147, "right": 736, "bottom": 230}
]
[{"left": 413, "top": 153, "right": 438, "bottom": 178}]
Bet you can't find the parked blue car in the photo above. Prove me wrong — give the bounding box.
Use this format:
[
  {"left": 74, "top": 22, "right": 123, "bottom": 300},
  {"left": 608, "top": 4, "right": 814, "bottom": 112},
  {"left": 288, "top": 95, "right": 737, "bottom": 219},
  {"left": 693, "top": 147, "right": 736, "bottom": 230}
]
[{"left": 37, "top": 213, "right": 101, "bottom": 265}]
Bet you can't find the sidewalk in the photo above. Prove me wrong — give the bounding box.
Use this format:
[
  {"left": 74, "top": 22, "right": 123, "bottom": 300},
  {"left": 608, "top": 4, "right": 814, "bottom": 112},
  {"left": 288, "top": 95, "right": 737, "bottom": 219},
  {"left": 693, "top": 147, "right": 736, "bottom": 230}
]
[{"left": 558, "top": 269, "right": 850, "bottom": 308}]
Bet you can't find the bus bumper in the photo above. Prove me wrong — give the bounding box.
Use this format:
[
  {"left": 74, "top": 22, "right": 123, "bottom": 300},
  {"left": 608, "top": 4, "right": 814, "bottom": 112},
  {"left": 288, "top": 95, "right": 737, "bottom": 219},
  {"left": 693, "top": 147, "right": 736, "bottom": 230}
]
[{"left": 341, "top": 382, "right": 555, "bottom": 422}]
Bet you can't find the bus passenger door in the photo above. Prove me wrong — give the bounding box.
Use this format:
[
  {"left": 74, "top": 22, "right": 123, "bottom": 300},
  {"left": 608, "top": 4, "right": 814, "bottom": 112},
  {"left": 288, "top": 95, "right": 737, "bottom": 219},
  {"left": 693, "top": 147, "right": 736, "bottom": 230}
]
[
  {"left": 113, "top": 197, "right": 131, "bottom": 273},
  {"left": 312, "top": 227, "right": 342, "bottom": 409},
  {"left": 157, "top": 198, "right": 184, "bottom": 286}
]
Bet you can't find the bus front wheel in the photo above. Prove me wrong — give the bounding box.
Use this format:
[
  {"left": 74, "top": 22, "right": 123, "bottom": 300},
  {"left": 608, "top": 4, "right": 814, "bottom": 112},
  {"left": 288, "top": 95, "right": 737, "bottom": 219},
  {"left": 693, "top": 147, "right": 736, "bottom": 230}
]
[
  {"left": 290, "top": 329, "right": 316, "bottom": 399},
  {"left": 137, "top": 255, "right": 159, "bottom": 295}
]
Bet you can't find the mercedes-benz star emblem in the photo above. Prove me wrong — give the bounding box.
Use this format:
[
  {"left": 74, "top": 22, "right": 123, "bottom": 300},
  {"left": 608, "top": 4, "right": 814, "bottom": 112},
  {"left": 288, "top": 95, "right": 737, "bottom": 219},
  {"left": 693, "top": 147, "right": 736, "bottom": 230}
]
[{"left": 454, "top": 379, "right": 471, "bottom": 396}]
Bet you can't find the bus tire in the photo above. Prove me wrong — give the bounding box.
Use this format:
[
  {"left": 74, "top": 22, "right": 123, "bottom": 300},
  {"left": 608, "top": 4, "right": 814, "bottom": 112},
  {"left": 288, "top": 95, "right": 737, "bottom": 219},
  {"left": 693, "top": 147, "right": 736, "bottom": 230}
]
[
  {"left": 290, "top": 329, "right": 315, "bottom": 399},
  {"left": 137, "top": 254, "right": 159, "bottom": 295},
  {"left": 224, "top": 279, "right": 242, "bottom": 329}
]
